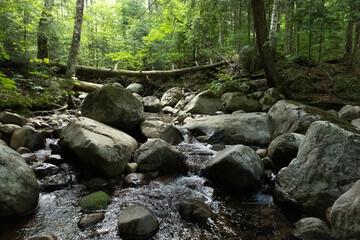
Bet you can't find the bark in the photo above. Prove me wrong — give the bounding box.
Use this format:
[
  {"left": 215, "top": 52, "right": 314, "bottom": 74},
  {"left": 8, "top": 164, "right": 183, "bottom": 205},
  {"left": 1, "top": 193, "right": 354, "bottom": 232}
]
[
  {"left": 65, "top": 0, "right": 85, "bottom": 79},
  {"left": 344, "top": 20, "right": 354, "bottom": 61},
  {"left": 346, "top": 23, "right": 360, "bottom": 72},
  {"left": 308, "top": 0, "right": 314, "bottom": 61},
  {"left": 73, "top": 80, "right": 103, "bottom": 92},
  {"left": 295, "top": 0, "right": 302, "bottom": 57},
  {"left": 37, "top": 0, "right": 54, "bottom": 59},
  {"left": 284, "top": 0, "right": 294, "bottom": 54},
  {"left": 251, "top": 0, "right": 284, "bottom": 92}
]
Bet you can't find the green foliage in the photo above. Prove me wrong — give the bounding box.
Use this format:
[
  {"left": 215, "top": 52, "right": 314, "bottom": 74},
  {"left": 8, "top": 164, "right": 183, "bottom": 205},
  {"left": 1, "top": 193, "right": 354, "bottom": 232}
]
[{"left": 0, "top": 71, "right": 16, "bottom": 89}]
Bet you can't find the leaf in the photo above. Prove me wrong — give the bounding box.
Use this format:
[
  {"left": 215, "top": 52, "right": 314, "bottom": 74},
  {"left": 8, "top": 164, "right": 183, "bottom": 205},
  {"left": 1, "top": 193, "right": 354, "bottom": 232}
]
[{"left": 43, "top": 58, "right": 50, "bottom": 64}]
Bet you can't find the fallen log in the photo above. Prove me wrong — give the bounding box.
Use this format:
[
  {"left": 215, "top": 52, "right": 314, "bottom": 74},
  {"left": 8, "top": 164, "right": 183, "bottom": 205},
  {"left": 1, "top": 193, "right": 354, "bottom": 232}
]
[{"left": 73, "top": 80, "right": 103, "bottom": 92}]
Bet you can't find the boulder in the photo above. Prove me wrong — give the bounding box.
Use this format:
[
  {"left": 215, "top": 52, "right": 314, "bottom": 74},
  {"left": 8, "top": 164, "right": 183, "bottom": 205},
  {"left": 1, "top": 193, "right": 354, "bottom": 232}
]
[
  {"left": 274, "top": 121, "right": 360, "bottom": 218},
  {"left": 184, "top": 91, "right": 226, "bottom": 115},
  {"left": 351, "top": 118, "right": 360, "bottom": 129},
  {"left": 140, "top": 120, "right": 183, "bottom": 145},
  {"left": 0, "top": 145, "right": 39, "bottom": 218},
  {"left": 267, "top": 133, "right": 305, "bottom": 169},
  {"left": 214, "top": 80, "right": 250, "bottom": 97},
  {"left": 10, "top": 126, "right": 45, "bottom": 151},
  {"left": 80, "top": 85, "right": 145, "bottom": 131},
  {"left": 161, "top": 87, "right": 183, "bottom": 107},
  {"left": 32, "top": 163, "right": 59, "bottom": 178},
  {"left": 338, "top": 105, "right": 360, "bottom": 122},
  {"left": 78, "top": 191, "right": 111, "bottom": 212},
  {"left": 126, "top": 83, "right": 144, "bottom": 94},
  {"left": 134, "top": 138, "right": 187, "bottom": 175},
  {"left": 220, "top": 92, "right": 260, "bottom": 113},
  {"left": 40, "top": 172, "right": 72, "bottom": 192},
  {"left": 77, "top": 213, "right": 105, "bottom": 230},
  {"left": 239, "top": 45, "right": 260, "bottom": 73},
  {"left": 204, "top": 145, "right": 264, "bottom": 191},
  {"left": 0, "top": 139, "right": 7, "bottom": 146},
  {"left": 0, "top": 123, "right": 21, "bottom": 141},
  {"left": 268, "top": 100, "right": 353, "bottom": 135},
  {"left": 142, "top": 96, "right": 161, "bottom": 113},
  {"left": 259, "top": 88, "right": 284, "bottom": 112},
  {"left": 294, "top": 217, "right": 334, "bottom": 240},
  {"left": 0, "top": 111, "right": 24, "bottom": 125},
  {"left": 60, "top": 117, "right": 138, "bottom": 177},
  {"left": 331, "top": 179, "right": 360, "bottom": 240},
  {"left": 184, "top": 113, "right": 273, "bottom": 146},
  {"left": 118, "top": 204, "right": 159, "bottom": 239},
  {"left": 178, "top": 199, "right": 214, "bottom": 224}
]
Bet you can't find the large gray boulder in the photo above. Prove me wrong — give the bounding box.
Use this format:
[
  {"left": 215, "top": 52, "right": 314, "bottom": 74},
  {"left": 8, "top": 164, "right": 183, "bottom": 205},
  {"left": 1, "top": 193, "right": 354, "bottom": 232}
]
[
  {"left": 60, "top": 117, "right": 138, "bottom": 177},
  {"left": 268, "top": 100, "right": 352, "bottom": 135},
  {"left": 204, "top": 145, "right": 264, "bottom": 191},
  {"left": 267, "top": 133, "right": 305, "bottom": 169},
  {"left": 274, "top": 121, "right": 360, "bottom": 218},
  {"left": 10, "top": 126, "right": 45, "bottom": 151},
  {"left": 0, "top": 123, "right": 20, "bottom": 141},
  {"left": 118, "top": 204, "right": 159, "bottom": 239},
  {"left": 331, "top": 179, "right": 360, "bottom": 240},
  {"left": 184, "top": 113, "right": 273, "bottom": 146},
  {"left": 0, "top": 111, "right": 24, "bottom": 125},
  {"left": 338, "top": 105, "right": 360, "bottom": 122},
  {"left": 184, "top": 91, "right": 226, "bottom": 115},
  {"left": 220, "top": 92, "right": 260, "bottom": 113},
  {"left": 294, "top": 217, "right": 334, "bottom": 240},
  {"left": 0, "top": 145, "right": 39, "bottom": 218},
  {"left": 80, "top": 85, "right": 145, "bottom": 132},
  {"left": 161, "top": 87, "right": 183, "bottom": 107},
  {"left": 140, "top": 120, "right": 183, "bottom": 144},
  {"left": 134, "top": 138, "right": 187, "bottom": 175},
  {"left": 142, "top": 96, "right": 161, "bottom": 113}
]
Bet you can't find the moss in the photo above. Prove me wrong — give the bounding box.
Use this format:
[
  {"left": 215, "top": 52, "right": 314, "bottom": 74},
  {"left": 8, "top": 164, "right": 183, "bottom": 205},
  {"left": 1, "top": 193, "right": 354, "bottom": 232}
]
[{"left": 78, "top": 191, "right": 111, "bottom": 212}]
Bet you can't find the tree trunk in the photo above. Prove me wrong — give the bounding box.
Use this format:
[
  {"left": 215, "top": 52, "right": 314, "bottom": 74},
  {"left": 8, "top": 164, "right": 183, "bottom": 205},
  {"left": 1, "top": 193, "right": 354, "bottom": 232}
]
[
  {"left": 284, "top": 0, "right": 294, "bottom": 54},
  {"left": 347, "top": 23, "right": 360, "bottom": 72},
  {"left": 247, "top": 3, "right": 251, "bottom": 44},
  {"left": 37, "top": 0, "right": 54, "bottom": 59},
  {"left": 65, "top": 0, "right": 85, "bottom": 79},
  {"left": 295, "top": 0, "right": 302, "bottom": 57},
  {"left": 344, "top": 20, "right": 354, "bottom": 61},
  {"left": 308, "top": 0, "right": 314, "bottom": 61},
  {"left": 251, "top": 0, "right": 283, "bottom": 91}
]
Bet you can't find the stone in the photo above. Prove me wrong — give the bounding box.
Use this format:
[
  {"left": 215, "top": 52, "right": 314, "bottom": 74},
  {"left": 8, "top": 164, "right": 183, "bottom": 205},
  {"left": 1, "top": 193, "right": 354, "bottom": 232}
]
[
  {"left": 28, "top": 234, "right": 58, "bottom": 240},
  {"left": 125, "top": 162, "right": 138, "bottom": 173},
  {"left": 256, "top": 149, "right": 267, "bottom": 158},
  {"left": 10, "top": 126, "right": 45, "bottom": 151},
  {"left": 213, "top": 80, "right": 250, "bottom": 97},
  {"left": 60, "top": 117, "right": 138, "bottom": 177},
  {"left": 259, "top": 88, "right": 284, "bottom": 112},
  {"left": 338, "top": 105, "right": 360, "bottom": 122},
  {"left": 0, "top": 123, "right": 21, "bottom": 141},
  {"left": 351, "top": 118, "right": 360, "bottom": 129},
  {"left": 268, "top": 100, "right": 354, "bottom": 135},
  {"left": 172, "top": 111, "right": 191, "bottom": 124},
  {"left": 32, "top": 163, "right": 59, "bottom": 178},
  {"left": 162, "top": 106, "right": 174, "bottom": 113},
  {"left": 49, "top": 143, "right": 62, "bottom": 155},
  {"left": 331, "top": 179, "right": 360, "bottom": 240},
  {"left": 239, "top": 45, "right": 260, "bottom": 73},
  {"left": 132, "top": 93, "right": 143, "bottom": 102},
  {"left": 21, "top": 153, "right": 38, "bottom": 163},
  {"left": 184, "top": 113, "right": 273, "bottom": 146},
  {"left": 184, "top": 90, "right": 226, "bottom": 115},
  {"left": 16, "top": 147, "right": 32, "bottom": 154},
  {"left": 174, "top": 99, "right": 186, "bottom": 110},
  {"left": 124, "top": 173, "right": 150, "bottom": 187},
  {"left": 126, "top": 83, "right": 144, "bottom": 94},
  {"left": 0, "top": 111, "right": 23, "bottom": 125},
  {"left": 77, "top": 213, "right": 105, "bottom": 230},
  {"left": 78, "top": 191, "right": 111, "bottom": 212},
  {"left": 134, "top": 138, "right": 187, "bottom": 175},
  {"left": 140, "top": 120, "right": 183, "bottom": 145},
  {"left": 178, "top": 199, "right": 213, "bottom": 224},
  {"left": 85, "top": 177, "right": 111, "bottom": 189},
  {"left": 44, "top": 154, "right": 64, "bottom": 166},
  {"left": 0, "top": 139, "right": 7, "bottom": 146},
  {"left": 274, "top": 121, "right": 360, "bottom": 218},
  {"left": 220, "top": 92, "right": 260, "bottom": 113},
  {"left": 118, "top": 204, "right": 159, "bottom": 239},
  {"left": 161, "top": 87, "right": 183, "bottom": 107},
  {"left": 80, "top": 85, "right": 145, "bottom": 132},
  {"left": 294, "top": 217, "right": 334, "bottom": 240},
  {"left": 0, "top": 145, "right": 39, "bottom": 218},
  {"left": 204, "top": 145, "right": 264, "bottom": 191},
  {"left": 142, "top": 96, "right": 161, "bottom": 113},
  {"left": 261, "top": 157, "right": 275, "bottom": 170},
  {"left": 40, "top": 172, "right": 72, "bottom": 192},
  {"left": 267, "top": 133, "right": 305, "bottom": 169}
]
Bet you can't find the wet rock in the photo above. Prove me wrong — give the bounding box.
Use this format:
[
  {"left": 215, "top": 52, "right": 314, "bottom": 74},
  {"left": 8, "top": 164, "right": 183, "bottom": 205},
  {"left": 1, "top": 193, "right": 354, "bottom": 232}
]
[
  {"left": 173, "top": 111, "right": 191, "bottom": 124},
  {"left": 10, "top": 126, "right": 45, "bottom": 151},
  {"left": 140, "top": 120, "right": 183, "bottom": 145},
  {"left": 0, "top": 111, "right": 24, "bottom": 126},
  {"left": 28, "top": 234, "right": 58, "bottom": 240},
  {"left": 256, "top": 149, "right": 267, "bottom": 158},
  {"left": 274, "top": 121, "right": 360, "bottom": 218},
  {"left": 49, "top": 142, "right": 62, "bottom": 155},
  {"left": 220, "top": 92, "right": 260, "bottom": 113},
  {"left": 327, "top": 109, "right": 338, "bottom": 116},
  {"left": 178, "top": 199, "right": 213, "bottom": 224},
  {"left": 331, "top": 179, "right": 360, "bottom": 240},
  {"left": 174, "top": 99, "right": 186, "bottom": 110},
  {"left": 60, "top": 117, "right": 138, "bottom": 177},
  {"left": 338, "top": 105, "right": 360, "bottom": 122},
  {"left": 134, "top": 138, "right": 187, "bottom": 175},
  {"left": 126, "top": 83, "right": 144, "bottom": 94},
  {"left": 77, "top": 213, "right": 105, "bottom": 230},
  {"left": 351, "top": 118, "right": 360, "bottom": 129},
  {"left": 261, "top": 157, "right": 275, "bottom": 170},
  {"left": 40, "top": 172, "right": 72, "bottom": 192},
  {"left": 0, "top": 139, "right": 7, "bottom": 146},
  {"left": 133, "top": 93, "right": 143, "bottom": 102},
  {"left": 184, "top": 113, "right": 273, "bottom": 146},
  {"left": 124, "top": 173, "right": 150, "bottom": 187},
  {"left": 78, "top": 191, "right": 111, "bottom": 212},
  {"left": 32, "top": 163, "right": 59, "bottom": 178},
  {"left": 44, "top": 154, "right": 64, "bottom": 166},
  {"left": 142, "top": 96, "right": 161, "bottom": 113},
  {"left": 184, "top": 90, "right": 226, "bottom": 115},
  {"left": 0, "top": 123, "right": 21, "bottom": 141},
  {"left": 0, "top": 145, "right": 39, "bottom": 218},
  {"left": 204, "top": 145, "right": 264, "bottom": 192},
  {"left": 259, "top": 88, "right": 284, "bottom": 112},
  {"left": 80, "top": 85, "right": 145, "bottom": 132},
  {"left": 161, "top": 87, "right": 183, "bottom": 107},
  {"left": 267, "top": 133, "right": 304, "bottom": 169},
  {"left": 294, "top": 217, "right": 333, "bottom": 240},
  {"left": 21, "top": 153, "right": 38, "bottom": 163},
  {"left": 162, "top": 106, "right": 174, "bottom": 113},
  {"left": 118, "top": 204, "right": 159, "bottom": 239},
  {"left": 17, "top": 146, "right": 32, "bottom": 154},
  {"left": 125, "top": 162, "right": 138, "bottom": 173},
  {"left": 85, "top": 177, "right": 111, "bottom": 189}
]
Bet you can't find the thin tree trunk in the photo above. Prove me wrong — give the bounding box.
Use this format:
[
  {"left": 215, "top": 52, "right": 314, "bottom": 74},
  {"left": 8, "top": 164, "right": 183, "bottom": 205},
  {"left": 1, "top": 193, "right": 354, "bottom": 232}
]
[
  {"left": 347, "top": 23, "right": 360, "bottom": 72},
  {"left": 65, "top": 0, "right": 85, "bottom": 79},
  {"left": 37, "top": 0, "right": 54, "bottom": 59},
  {"left": 284, "top": 0, "right": 294, "bottom": 54},
  {"left": 308, "top": 0, "right": 314, "bottom": 61},
  {"left": 295, "top": 0, "right": 302, "bottom": 57},
  {"left": 344, "top": 20, "right": 354, "bottom": 61},
  {"left": 248, "top": 3, "right": 251, "bottom": 44}
]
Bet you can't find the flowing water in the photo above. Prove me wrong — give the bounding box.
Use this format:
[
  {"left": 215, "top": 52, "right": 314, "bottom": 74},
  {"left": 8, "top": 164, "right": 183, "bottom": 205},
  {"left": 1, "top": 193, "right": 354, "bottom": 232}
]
[{"left": 0, "top": 125, "right": 297, "bottom": 240}]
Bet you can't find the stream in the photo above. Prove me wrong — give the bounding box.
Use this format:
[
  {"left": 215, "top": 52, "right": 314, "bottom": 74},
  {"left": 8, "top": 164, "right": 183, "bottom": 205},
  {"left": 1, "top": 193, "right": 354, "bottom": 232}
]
[{"left": 0, "top": 122, "right": 298, "bottom": 240}]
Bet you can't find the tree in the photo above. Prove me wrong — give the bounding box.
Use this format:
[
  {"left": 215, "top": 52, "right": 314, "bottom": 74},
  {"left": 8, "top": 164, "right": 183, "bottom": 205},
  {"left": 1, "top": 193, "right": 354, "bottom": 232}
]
[
  {"left": 37, "top": 0, "right": 54, "bottom": 59},
  {"left": 65, "top": 0, "right": 85, "bottom": 79}
]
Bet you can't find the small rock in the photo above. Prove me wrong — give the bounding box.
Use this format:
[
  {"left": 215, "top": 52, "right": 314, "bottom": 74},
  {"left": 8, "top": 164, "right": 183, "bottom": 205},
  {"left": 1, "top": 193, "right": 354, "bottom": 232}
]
[
  {"left": 261, "top": 157, "right": 275, "bottom": 170},
  {"left": 49, "top": 143, "right": 62, "bottom": 155},
  {"left": 44, "top": 154, "right": 64, "bottom": 166},
  {"left": 124, "top": 173, "right": 150, "bottom": 187},
  {"left": 161, "top": 87, "right": 183, "bottom": 107},
  {"left": 10, "top": 126, "right": 45, "bottom": 151},
  {"left": 125, "top": 162, "right": 138, "bottom": 173},
  {"left": 78, "top": 191, "right": 111, "bottom": 212},
  {"left": 232, "top": 110, "right": 245, "bottom": 114},
  {"left": 0, "top": 124, "right": 21, "bottom": 141},
  {"left": 28, "top": 234, "right": 58, "bottom": 240},
  {"left": 17, "top": 147, "right": 32, "bottom": 154},
  {"left": 338, "top": 105, "right": 360, "bottom": 122},
  {"left": 351, "top": 118, "right": 360, "bottom": 129},
  {"left": 162, "top": 106, "right": 174, "bottom": 113},
  {"left": 256, "top": 149, "right": 267, "bottom": 158},
  {"left": 0, "top": 139, "right": 7, "bottom": 146},
  {"left": 85, "top": 177, "right": 111, "bottom": 189},
  {"left": 21, "top": 153, "right": 38, "bottom": 163},
  {"left": 142, "top": 96, "right": 161, "bottom": 113},
  {"left": 32, "top": 163, "right": 59, "bottom": 178},
  {"left": 40, "top": 172, "right": 72, "bottom": 192},
  {"left": 126, "top": 83, "right": 144, "bottom": 94},
  {"left": 178, "top": 199, "right": 213, "bottom": 224},
  {"left": 77, "top": 213, "right": 105, "bottom": 229},
  {"left": 294, "top": 217, "right": 334, "bottom": 240},
  {"left": 140, "top": 120, "right": 184, "bottom": 145},
  {"left": 0, "top": 111, "right": 24, "bottom": 126}
]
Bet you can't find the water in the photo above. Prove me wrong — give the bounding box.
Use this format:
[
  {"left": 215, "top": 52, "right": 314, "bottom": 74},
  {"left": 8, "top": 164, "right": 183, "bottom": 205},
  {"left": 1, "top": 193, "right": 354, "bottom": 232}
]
[{"left": 0, "top": 124, "right": 297, "bottom": 240}]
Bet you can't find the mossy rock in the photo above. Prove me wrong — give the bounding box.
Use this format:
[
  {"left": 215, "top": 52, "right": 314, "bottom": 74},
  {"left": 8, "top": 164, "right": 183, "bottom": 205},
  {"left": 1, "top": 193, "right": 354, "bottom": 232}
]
[
  {"left": 213, "top": 80, "right": 250, "bottom": 97},
  {"left": 78, "top": 191, "right": 111, "bottom": 212}
]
